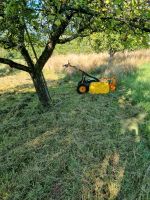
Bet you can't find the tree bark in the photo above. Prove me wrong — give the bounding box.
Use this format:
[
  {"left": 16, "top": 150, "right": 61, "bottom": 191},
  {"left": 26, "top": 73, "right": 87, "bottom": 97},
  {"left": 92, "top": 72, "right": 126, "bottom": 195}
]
[
  {"left": 30, "top": 71, "right": 51, "bottom": 107},
  {"left": 16, "top": 44, "right": 52, "bottom": 107},
  {"left": 108, "top": 48, "right": 116, "bottom": 65},
  {"left": 0, "top": 57, "right": 31, "bottom": 73}
]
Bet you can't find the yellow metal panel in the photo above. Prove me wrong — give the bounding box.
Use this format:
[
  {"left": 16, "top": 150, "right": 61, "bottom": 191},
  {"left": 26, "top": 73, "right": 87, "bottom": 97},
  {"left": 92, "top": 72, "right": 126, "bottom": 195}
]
[{"left": 89, "top": 82, "right": 110, "bottom": 94}]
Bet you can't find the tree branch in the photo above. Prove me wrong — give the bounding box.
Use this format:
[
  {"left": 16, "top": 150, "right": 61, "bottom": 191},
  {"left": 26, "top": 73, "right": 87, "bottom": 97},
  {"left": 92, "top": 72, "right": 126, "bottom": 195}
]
[
  {"left": 115, "top": 17, "right": 150, "bottom": 33},
  {"left": 35, "top": 13, "right": 74, "bottom": 72},
  {"left": 58, "top": 18, "right": 93, "bottom": 44},
  {"left": 58, "top": 33, "right": 88, "bottom": 44},
  {"left": 18, "top": 45, "right": 35, "bottom": 71},
  {"left": 0, "top": 57, "right": 31, "bottom": 73},
  {"left": 63, "top": 5, "right": 150, "bottom": 33},
  {"left": 35, "top": 41, "right": 56, "bottom": 73}
]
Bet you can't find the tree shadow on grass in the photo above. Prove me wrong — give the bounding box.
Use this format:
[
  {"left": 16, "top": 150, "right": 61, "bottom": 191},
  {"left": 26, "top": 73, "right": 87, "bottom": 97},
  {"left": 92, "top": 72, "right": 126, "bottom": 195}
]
[
  {"left": 115, "top": 65, "right": 150, "bottom": 200},
  {"left": 0, "top": 64, "right": 150, "bottom": 200}
]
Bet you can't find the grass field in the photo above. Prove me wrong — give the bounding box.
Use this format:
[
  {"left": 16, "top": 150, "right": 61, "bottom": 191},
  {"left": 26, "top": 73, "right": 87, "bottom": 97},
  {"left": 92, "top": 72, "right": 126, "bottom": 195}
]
[{"left": 0, "top": 50, "right": 150, "bottom": 200}]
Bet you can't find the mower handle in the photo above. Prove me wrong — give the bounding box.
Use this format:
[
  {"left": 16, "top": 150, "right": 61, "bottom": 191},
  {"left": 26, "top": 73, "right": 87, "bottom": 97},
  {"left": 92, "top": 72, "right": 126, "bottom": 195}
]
[{"left": 63, "top": 62, "right": 99, "bottom": 82}]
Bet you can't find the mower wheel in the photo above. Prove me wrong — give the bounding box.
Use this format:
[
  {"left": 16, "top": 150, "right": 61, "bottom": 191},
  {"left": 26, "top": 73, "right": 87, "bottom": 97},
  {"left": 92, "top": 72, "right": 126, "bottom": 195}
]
[{"left": 77, "top": 83, "right": 88, "bottom": 94}]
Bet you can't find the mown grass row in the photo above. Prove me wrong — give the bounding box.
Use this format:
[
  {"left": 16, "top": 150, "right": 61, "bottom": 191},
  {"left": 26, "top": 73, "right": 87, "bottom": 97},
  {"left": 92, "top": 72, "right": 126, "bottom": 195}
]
[{"left": 0, "top": 54, "right": 150, "bottom": 199}]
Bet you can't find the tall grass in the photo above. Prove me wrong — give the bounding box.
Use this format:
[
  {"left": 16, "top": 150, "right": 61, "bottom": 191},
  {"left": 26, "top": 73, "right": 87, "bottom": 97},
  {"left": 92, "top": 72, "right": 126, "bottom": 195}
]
[{"left": 44, "top": 49, "right": 150, "bottom": 77}]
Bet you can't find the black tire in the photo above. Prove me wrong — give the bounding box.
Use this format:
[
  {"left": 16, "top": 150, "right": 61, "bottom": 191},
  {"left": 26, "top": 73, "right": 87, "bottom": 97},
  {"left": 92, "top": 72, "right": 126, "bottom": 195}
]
[{"left": 77, "top": 83, "right": 89, "bottom": 94}]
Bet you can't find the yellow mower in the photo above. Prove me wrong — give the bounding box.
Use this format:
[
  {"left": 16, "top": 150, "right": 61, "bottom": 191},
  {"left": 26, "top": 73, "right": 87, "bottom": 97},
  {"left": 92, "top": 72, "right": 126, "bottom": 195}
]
[{"left": 63, "top": 62, "right": 117, "bottom": 94}]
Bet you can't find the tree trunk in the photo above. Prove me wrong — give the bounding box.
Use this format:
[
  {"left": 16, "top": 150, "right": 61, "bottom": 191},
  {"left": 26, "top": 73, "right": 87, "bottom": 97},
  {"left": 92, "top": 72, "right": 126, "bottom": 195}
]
[
  {"left": 31, "top": 71, "right": 51, "bottom": 107},
  {"left": 108, "top": 48, "right": 116, "bottom": 65}
]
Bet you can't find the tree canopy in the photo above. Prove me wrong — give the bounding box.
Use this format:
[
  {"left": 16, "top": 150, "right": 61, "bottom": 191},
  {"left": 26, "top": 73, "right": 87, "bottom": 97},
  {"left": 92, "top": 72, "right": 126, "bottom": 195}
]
[{"left": 90, "top": 31, "right": 149, "bottom": 56}]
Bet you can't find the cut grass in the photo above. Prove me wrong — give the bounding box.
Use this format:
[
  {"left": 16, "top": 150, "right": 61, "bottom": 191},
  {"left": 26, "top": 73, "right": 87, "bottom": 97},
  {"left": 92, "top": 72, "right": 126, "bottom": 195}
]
[{"left": 0, "top": 55, "right": 150, "bottom": 199}]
